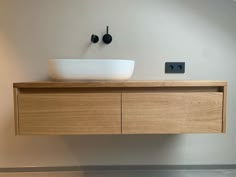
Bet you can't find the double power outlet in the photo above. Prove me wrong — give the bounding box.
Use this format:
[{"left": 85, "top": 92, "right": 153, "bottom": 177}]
[{"left": 165, "top": 62, "right": 185, "bottom": 74}]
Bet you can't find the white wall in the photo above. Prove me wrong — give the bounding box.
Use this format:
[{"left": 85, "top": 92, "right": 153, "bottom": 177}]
[{"left": 0, "top": 0, "right": 236, "bottom": 167}]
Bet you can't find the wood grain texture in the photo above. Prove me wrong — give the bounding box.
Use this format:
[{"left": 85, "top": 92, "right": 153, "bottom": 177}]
[
  {"left": 122, "top": 92, "right": 223, "bottom": 134},
  {"left": 13, "top": 88, "right": 19, "bottom": 135},
  {"left": 13, "top": 80, "right": 227, "bottom": 88},
  {"left": 18, "top": 92, "right": 121, "bottom": 135},
  {"left": 222, "top": 86, "right": 227, "bottom": 133},
  {"left": 13, "top": 81, "right": 227, "bottom": 135}
]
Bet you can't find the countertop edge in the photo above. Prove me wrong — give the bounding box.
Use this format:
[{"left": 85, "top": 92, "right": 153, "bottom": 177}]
[{"left": 13, "top": 80, "right": 227, "bottom": 88}]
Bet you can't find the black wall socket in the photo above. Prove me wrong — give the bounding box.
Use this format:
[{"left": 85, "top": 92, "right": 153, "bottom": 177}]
[{"left": 165, "top": 62, "right": 185, "bottom": 73}]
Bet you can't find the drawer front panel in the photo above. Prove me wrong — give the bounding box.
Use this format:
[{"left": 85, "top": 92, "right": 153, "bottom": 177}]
[
  {"left": 18, "top": 92, "right": 121, "bottom": 135},
  {"left": 122, "top": 92, "right": 223, "bottom": 134}
]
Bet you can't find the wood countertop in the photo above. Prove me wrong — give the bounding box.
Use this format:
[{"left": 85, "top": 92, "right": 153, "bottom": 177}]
[{"left": 13, "top": 80, "right": 227, "bottom": 88}]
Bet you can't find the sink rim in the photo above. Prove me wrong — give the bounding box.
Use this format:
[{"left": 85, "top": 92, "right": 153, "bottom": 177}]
[{"left": 49, "top": 59, "right": 135, "bottom": 63}]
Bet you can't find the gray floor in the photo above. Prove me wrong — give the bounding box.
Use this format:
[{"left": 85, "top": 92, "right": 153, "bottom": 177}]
[
  {"left": 1, "top": 168, "right": 236, "bottom": 177},
  {"left": 2, "top": 170, "right": 236, "bottom": 177},
  {"left": 84, "top": 170, "right": 236, "bottom": 177}
]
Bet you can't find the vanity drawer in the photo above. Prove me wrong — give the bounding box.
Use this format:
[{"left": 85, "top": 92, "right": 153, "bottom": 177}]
[
  {"left": 122, "top": 92, "right": 223, "bottom": 134},
  {"left": 16, "top": 90, "right": 121, "bottom": 135}
]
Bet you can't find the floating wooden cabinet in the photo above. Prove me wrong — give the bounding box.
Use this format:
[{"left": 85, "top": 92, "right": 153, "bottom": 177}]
[{"left": 13, "top": 81, "right": 227, "bottom": 135}]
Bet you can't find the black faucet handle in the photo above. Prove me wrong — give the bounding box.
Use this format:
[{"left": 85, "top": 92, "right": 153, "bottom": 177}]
[
  {"left": 91, "top": 34, "right": 99, "bottom": 43},
  {"left": 103, "top": 26, "right": 112, "bottom": 44}
]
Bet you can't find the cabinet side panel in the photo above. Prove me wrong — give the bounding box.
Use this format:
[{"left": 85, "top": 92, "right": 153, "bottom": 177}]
[
  {"left": 122, "top": 92, "right": 223, "bottom": 134},
  {"left": 222, "top": 86, "right": 227, "bottom": 133},
  {"left": 13, "top": 88, "right": 20, "bottom": 135}
]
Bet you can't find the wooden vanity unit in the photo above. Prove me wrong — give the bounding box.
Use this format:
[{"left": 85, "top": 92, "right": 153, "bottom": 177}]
[{"left": 13, "top": 81, "right": 227, "bottom": 135}]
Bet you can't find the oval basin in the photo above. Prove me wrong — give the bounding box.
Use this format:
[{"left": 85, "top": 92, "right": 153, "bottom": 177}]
[{"left": 48, "top": 59, "right": 135, "bottom": 81}]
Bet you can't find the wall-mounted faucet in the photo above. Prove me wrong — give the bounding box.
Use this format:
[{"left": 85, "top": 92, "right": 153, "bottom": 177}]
[
  {"left": 90, "top": 26, "right": 113, "bottom": 44},
  {"left": 102, "top": 26, "right": 112, "bottom": 44}
]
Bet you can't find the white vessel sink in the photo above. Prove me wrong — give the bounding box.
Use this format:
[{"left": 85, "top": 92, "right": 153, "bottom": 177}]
[{"left": 48, "top": 59, "right": 135, "bottom": 81}]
